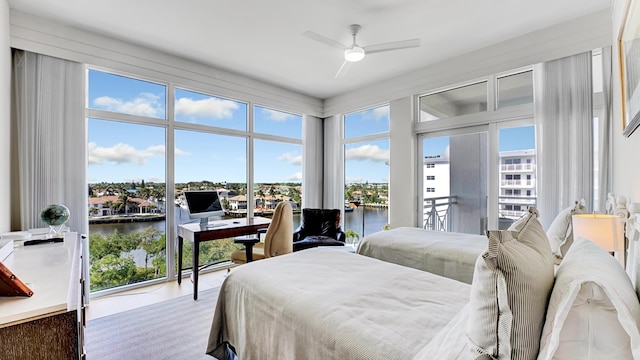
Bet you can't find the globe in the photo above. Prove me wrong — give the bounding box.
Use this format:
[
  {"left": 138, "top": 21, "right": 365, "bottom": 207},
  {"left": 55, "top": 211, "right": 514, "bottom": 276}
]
[{"left": 40, "top": 204, "right": 70, "bottom": 226}]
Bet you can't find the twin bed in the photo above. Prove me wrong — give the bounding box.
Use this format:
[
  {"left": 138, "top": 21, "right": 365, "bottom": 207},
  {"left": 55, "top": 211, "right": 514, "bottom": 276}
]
[{"left": 207, "top": 206, "right": 640, "bottom": 360}]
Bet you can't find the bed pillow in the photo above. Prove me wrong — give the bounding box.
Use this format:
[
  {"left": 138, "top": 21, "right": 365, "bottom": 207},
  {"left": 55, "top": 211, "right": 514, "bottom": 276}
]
[
  {"left": 538, "top": 238, "right": 640, "bottom": 360},
  {"left": 466, "top": 207, "right": 555, "bottom": 360},
  {"left": 546, "top": 200, "right": 587, "bottom": 262}
]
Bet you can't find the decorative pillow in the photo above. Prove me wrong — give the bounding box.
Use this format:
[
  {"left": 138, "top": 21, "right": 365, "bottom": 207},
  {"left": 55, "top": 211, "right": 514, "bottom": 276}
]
[
  {"left": 546, "top": 200, "right": 586, "bottom": 262},
  {"left": 538, "top": 238, "right": 640, "bottom": 360},
  {"left": 466, "top": 207, "right": 554, "bottom": 360}
]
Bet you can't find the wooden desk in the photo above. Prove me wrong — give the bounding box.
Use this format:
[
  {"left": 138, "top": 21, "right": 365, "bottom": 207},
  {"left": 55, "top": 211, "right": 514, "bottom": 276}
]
[{"left": 178, "top": 217, "right": 270, "bottom": 300}]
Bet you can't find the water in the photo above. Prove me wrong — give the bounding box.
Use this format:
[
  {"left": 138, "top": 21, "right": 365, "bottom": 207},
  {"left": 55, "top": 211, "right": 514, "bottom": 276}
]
[{"left": 89, "top": 206, "right": 389, "bottom": 238}]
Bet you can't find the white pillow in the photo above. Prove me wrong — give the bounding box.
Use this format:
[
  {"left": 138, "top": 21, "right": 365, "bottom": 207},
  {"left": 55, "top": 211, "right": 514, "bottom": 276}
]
[
  {"left": 467, "top": 207, "right": 555, "bottom": 359},
  {"left": 546, "top": 200, "right": 586, "bottom": 261},
  {"left": 538, "top": 238, "right": 640, "bottom": 360}
]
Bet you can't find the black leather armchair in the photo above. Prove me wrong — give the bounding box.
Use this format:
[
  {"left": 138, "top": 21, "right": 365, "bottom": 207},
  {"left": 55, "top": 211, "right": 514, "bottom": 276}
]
[{"left": 293, "top": 208, "right": 346, "bottom": 251}]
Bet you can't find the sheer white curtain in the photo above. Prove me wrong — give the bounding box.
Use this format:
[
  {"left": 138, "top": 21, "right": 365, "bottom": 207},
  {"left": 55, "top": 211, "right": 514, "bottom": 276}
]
[
  {"left": 534, "top": 51, "right": 593, "bottom": 228},
  {"left": 597, "top": 46, "right": 613, "bottom": 214},
  {"left": 11, "top": 50, "right": 87, "bottom": 235},
  {"left": 302, "top": 114, "right": 324, "bottom": 208}
]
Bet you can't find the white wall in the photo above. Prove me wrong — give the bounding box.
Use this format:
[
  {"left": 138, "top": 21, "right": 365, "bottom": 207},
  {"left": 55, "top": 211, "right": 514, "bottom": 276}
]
[
  {"left": 0, "top": 0, "right": 9, "bottom": 232},
  {"left": 612, "top": 0, "right": 640, "bottom": 203},
  {"left": 9, "top": 11, "right": 323, "bottom": 119},
  {"left": 325, "top": 10, "right": 612, "bottom": 117}
]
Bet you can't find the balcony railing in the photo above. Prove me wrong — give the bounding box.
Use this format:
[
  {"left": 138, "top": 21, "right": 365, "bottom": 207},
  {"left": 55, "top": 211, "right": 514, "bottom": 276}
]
[
  {"left": 500, "top": 179, "right": 536, "bottom": 187},
  {"left": 500, "top": 164, "right": 535, "bottom": 172},
  {"left": 423, "top": 195, "right": 457, "bottom": 231}
]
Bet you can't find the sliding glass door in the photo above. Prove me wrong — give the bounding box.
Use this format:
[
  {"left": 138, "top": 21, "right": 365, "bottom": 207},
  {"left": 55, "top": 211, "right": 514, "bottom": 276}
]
[{"left": 421, "top": 130, "right": 488, "bottom": 234}]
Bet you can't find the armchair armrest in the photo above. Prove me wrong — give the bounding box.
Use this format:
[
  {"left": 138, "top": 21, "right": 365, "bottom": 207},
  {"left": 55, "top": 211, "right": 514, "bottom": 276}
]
[
  {"left": 292, "top": 226, "right": 306, "bottom": 242},
  {"left": 234, "top": 236, "right": 260, "bottom": 262},
  {"left": 335, "top": 229, "right": 346, "bottom": 243}
]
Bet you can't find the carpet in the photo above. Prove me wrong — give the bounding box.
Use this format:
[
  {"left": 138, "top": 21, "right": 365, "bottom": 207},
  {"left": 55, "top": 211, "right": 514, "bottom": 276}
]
[{"left": 85, "top": 287, "right": 220, "bottom": 360}]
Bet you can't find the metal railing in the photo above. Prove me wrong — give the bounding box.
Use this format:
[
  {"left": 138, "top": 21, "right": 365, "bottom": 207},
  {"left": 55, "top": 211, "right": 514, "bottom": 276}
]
[
  {"left": 423, "top": 195, "right": 457, "bottom": 231},
  {"left": 500, "top": 179, "right": 535, "bottom": 187},
  {"left": 500, "top": 164, "right": 535, "bottom": 172}
]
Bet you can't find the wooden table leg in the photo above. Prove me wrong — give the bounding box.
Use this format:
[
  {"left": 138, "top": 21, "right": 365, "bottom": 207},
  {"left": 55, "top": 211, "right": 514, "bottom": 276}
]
[{"left": 193, "top": 240, "right": 199, "bottom": 300}]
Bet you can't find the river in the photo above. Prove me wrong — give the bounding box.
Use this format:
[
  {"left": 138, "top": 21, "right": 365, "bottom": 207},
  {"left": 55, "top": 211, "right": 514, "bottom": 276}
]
[{"left": 89, "top": 206, "right": 389, "bottom": 239}]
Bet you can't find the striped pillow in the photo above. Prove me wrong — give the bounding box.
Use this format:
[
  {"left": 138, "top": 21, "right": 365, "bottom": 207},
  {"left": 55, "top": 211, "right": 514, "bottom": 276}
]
[{"left": 466, "top": 208, "right": 555, "bottom": 359}]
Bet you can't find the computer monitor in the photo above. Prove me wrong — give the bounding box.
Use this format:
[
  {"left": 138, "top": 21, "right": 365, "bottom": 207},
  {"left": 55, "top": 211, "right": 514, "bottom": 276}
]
[{"left": 183, "top": 190, "right": 225, "bottom": 227}]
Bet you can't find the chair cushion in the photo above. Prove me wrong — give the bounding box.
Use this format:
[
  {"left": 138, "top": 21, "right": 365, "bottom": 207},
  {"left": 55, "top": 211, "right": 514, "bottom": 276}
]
[
  {"left": 293, "top": 237, "right": 345, "bottom": 251},
  {"left": 230, "top": 243, "right": 266, "bottom": 263}
]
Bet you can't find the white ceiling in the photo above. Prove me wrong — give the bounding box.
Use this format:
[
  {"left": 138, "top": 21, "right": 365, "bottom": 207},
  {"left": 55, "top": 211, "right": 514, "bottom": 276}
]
[{"left": 7, "top": 0, "right": 612, "bottom": 100}]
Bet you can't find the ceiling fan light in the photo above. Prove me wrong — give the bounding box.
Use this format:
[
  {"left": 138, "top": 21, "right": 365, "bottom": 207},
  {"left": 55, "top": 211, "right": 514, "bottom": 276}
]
[{"left": 344, "top": 46, "right": 365, "bottom": 62}]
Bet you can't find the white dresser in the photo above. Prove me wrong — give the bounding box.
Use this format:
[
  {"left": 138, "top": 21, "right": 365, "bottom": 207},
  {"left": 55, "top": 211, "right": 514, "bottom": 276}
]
[{"left": 0, "top": 232, "right": 87, "bottom": 360}]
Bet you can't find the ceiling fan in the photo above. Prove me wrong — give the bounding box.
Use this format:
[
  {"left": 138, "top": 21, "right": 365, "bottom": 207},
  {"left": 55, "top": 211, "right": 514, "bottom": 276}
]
[{"left": 303, "top": 24, "right": 420, "bottom": 78}]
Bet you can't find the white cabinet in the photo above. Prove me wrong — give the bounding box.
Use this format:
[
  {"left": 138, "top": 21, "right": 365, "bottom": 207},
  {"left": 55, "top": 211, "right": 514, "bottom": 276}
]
[{"left": 0, "top": 232, "right": 86, "bottom": 359}]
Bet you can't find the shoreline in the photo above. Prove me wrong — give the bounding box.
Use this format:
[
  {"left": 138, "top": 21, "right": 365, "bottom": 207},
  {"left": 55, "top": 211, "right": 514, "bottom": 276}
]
[{"left": 89, "top": 214, "right": 166, "bottom": 224}]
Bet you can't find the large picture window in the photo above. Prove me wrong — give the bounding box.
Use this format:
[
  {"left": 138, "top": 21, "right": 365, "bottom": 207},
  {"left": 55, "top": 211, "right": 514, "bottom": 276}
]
[
  {"left": 343, "top": 105, "right": 390, "bottom": 247},
  {"left": 87, "top": 69, "right": 303, "bottom": 294}
]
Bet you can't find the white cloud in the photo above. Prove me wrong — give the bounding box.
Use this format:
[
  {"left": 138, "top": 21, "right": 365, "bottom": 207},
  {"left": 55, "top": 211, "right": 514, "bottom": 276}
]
[
  {"left": 88, "top": 142, "right": 162, "bottom": 165},
  {"left": 369, "top": 106, "right": 390, "bottom": 119},
  {"left": 263, "top": 108, "right": 294, "bottom": 122},
  {"left": 175, "top": 147, "right": 190, "bottom": 156},
  {"left": 288, "top": 172, "right": 302, "bottom": 181},
  {"left": 175, "top": 97, "right": 239, "bottom": 119},
  {"left": 147, "top": 145, "right": 166, "bottom": 155},
  {"left": 345, "top": 144, "right": 389, "bottom": 162},
  {"left": 278, "top": 152, "right": 302, "bottom": 165},
  {"left": 93, "top": 93, "right": 163, "bottom": 118}
]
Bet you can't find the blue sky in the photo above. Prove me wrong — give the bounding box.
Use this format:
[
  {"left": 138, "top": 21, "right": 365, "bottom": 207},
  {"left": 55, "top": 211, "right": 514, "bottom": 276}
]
[{"left": 87, "top": 70, "right": 390, "bottom": 185}]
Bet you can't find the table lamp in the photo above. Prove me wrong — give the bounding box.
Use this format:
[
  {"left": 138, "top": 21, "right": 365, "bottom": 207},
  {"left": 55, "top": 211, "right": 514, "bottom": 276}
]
[{"left": 572, "top": 213, "right": 624, "bottom": 254}]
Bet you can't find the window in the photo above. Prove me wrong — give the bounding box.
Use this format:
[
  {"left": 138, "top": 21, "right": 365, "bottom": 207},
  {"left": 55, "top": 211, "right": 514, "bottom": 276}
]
[
  {"left": 175, "top": 88, "right": 246, "bottom": 131},
  {"left": 254, "top": 105, "right": 302, "bottom": 138},
  {"left": 87, "top": 69, "right": 304, "bottom": 293},
  {"left": 344, "top": 105, "right": 390, "bottom": 244},
  {"left": 419, "top": 81, "right": 488, "bottom": 121},
  {"left": 498, "top": 125, "right": 537, "bottom": 224},
  {"left": 422, "top": 131, "right": 487, "bottom": 233},
  {"left": 496, "top": 70, "right": 533, "bottom": 109}
]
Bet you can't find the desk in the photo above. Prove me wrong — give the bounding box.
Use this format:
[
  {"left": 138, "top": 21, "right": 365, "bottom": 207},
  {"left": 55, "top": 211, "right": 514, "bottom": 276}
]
[{"left": 178, "top": 217, "right": 270, "bottom": 300}]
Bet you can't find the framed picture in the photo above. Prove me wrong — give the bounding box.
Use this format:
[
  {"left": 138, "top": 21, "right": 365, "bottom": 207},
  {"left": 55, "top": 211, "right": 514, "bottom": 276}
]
[{"left": 619, "top": 0, "right": 640, "bottom": 137}]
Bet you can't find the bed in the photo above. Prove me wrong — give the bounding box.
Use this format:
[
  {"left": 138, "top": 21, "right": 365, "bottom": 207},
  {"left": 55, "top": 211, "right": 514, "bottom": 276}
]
[
  {"left": 207, "top": 206, "right": 640, "bottom": 360},
  {"left": 356, "top": 227, "right": 487, "bottom": 284},
  {"left": 356, "top": 201, "right": 591, "bottom": 284},
  {"left": 207, "top": 247, "right": 470, "bottom": 360}
]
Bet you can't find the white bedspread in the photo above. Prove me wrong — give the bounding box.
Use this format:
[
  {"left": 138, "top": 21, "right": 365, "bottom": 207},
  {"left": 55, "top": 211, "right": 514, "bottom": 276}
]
[
  {"left": 207, "top": 248, "right": 470, "bottom": 360},
  {"left": 357, "top": 227, "right": 487, "bottom": 284}
]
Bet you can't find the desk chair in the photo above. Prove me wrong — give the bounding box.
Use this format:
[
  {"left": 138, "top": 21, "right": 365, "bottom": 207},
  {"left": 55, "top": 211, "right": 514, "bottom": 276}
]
[{"left": 231, "top": 202, "right": 293, "bottom": 263}]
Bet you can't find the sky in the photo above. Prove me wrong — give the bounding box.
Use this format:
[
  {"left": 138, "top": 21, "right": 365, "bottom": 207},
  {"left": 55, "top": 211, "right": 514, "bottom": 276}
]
[
  {"left": 87, "top": 70, "right": 391, "bottom": 185},
  {"left": 423, "top": 126, "right": 536, "bottom": 158}
]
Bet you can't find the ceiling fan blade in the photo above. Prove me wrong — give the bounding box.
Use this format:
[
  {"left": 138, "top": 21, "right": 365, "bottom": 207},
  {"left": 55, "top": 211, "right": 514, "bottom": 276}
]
[
  {"left": 334, "top": 60, "right": 350, "bottom": 79},
  {"left": 303, "top": 31, "right": 347, "bottom": 50},
  {"left": 364, "top": 39, "right": 421, "bottom": 54}
]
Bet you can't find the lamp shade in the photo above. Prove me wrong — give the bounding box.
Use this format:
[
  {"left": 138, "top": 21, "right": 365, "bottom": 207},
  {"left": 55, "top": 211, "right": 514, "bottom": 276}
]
[{"left": 572, "top": 214, "right": 624, "bottom": 252}]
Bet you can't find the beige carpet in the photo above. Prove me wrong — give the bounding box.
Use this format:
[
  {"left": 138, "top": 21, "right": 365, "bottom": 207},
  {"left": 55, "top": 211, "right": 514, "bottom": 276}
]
[{"left": 85, "top": 287, "right": 220, "bottom": 360}]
